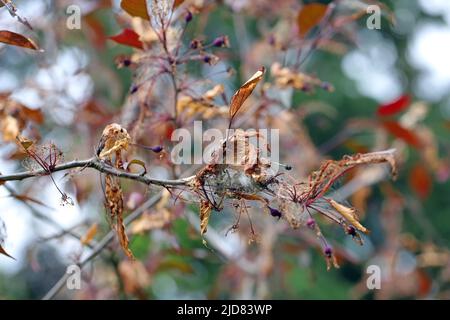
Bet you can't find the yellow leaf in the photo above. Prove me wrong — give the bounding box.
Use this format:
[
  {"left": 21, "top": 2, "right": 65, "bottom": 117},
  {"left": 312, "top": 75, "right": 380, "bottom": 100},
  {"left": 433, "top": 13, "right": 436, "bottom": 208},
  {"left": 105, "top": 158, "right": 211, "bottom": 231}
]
[
  {"left": 80, "top": 223, "right": 98, "bottom": 246},
  {"left": 229, "top": 67, "right": 265, "bottom": 121},
  {"left": 16, "top": 135, "right": 33, "bottom": 150},
  {"left": 199, "top": 200, "right": 212, "bottom": 236},
  {"left": 297, "top": 3, "right": 328, "bottom": 37},
  {"left": 1, "top": 115, "right": 19, "bottom": 142},
  {"left": 0, "top": 30, "right": 40, "bottom": 50},
  {"left": 328, "top": 199, "right": 369, "bottom": 234},
  {"left": 120, "top": 0, "right": 150, "bottom": 20},
  {"left": 0, "top": 244, "right": 15, "bottom": 260}
]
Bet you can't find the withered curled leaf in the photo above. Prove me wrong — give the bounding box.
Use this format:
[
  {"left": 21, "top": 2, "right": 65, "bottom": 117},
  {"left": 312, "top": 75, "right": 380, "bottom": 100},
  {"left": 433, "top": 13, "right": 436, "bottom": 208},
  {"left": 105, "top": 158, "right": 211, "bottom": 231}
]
[
  {"left": 229, "top": 67, "right": 265, "bottom": 122},
  {"left": 200, "top": 200, "right": 212, "bottom": 236},
  {"left": 328, "top": 199, "right": 369, "bottom": 234},
  {"left": 0, "top": 244, "right": 15, "bottom": 260},
  {"left": 97, "top": 123, "right": 131, "bottom": 159},
  {"left": 0, "top": 30, "right": 40, "bottom": 50},
  {"left": 126, "top": 159, "right": 147, "bottom": 175}
]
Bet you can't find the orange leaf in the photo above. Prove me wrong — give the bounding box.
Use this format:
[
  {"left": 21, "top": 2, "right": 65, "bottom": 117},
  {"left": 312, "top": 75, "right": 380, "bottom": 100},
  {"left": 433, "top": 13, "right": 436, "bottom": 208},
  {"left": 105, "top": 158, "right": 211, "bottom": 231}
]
[
  {"left": 409, "top": 163, "right": 432, "bottom": 200},
  {"left": 297, "top": 3, "right": 328, "bottom": 37},
  {"left": 229, "top": 67, "right": 265, "bottom": 121},
  {"left": 120, "top": 0, "right": 149, "bottom": 20},
  {"left": 381, "top": 120, "right": 421, "bottom": 147},
  {"left": 0, "top": 30, "right": 40, "bottom": 50},
  {"left": 80, "top": 223, "right": 98, "bottom": 246},
  {"left": 174, "top": 0, "right": 184, "bottom": 9},
  {"left": 0, "top": 244, "right": 15, "bottom": 260},
  {"left": 109, "top": 29, "right": 144, "bottom": 49}
]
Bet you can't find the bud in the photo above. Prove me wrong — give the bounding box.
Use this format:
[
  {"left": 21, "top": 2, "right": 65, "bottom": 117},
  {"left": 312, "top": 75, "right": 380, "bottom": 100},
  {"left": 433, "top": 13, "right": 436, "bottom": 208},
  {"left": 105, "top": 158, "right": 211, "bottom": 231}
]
[
  {"left": 190, "top": 39, "right": 201, "bottom": 49},
  {"left": 268, "top": 206, "right": 282, "bottom": 220},
  {"left": 130, "top": 85, "right": 139, "bottom": 94},
  {"left": 185, "top": 10, "right": 193, "bottom": 23},
  {"left": 346, "top": 225, "right": 356, "bottom": 236},
  {"left": 306, "top": 218, "right": 315, "bottom": 229},
  {"left": 324, "top": 246, "right": 333, "bottom": 258},
  {"left": 212, "top": 35, "right": 229, "bottom": 48},
  {"left": 203, "top": 55, "right": 211, "bottom": 64}
]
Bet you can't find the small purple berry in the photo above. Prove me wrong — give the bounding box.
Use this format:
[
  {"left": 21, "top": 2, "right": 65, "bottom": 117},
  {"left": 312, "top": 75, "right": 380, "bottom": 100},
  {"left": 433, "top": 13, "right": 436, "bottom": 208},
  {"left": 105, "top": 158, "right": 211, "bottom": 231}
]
[
  {"left": 306, "top": 218, "right": 315, "bottom": 229},
  {"left": 150, "top": 145, "right": 163, "bottom": 153},
  {"left": 347, "top": 225, "right": 356, "bottom": 236},
  {"left": 185, "top": 10, "right": 193, "bottom": 23},
  {"left": 130, "top": 85, "right": 138, "bottom": 94},
  {"left": 123, "top": 59, "right": 131, "bottom": 67},
  {"left": 324, "top": 246, "right": 333, "bottom": 258},
  {"left": 203, "top": 55, "right": 211, "bottom": 64},
  {"left": 268, "top": 206, "right": 282, "bottom": 220}
]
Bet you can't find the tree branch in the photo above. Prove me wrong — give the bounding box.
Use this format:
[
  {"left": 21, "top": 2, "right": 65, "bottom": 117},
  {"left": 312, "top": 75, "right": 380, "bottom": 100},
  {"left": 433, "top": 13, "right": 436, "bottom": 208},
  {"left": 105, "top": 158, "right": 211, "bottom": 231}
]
[{"left": 0, "top": 157, "right": 194, "bottom": 187}]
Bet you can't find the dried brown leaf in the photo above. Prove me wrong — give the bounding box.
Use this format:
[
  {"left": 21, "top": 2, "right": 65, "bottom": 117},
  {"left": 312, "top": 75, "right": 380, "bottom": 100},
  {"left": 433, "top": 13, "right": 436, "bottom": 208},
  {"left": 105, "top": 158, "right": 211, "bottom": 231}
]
[
  {"left": 0, "top": 244, "right": 15, "bottom": 260},
  {"left": 0, "top": 30, "right": 40, "bottom": 50},
  {"left": 200, "top": 200, "right": 212, "bottom": 236},
  {"left": 328, "top": 199, "right": 369, "bottom": 234},
  {"left": 229, "top": 67, "right": 265, "bottom": 121},
  {"left": 130, "top": 209, "right": 173, "bottom": 234},
  {"left": 118, "top": 260, "right": 150, "bottom": 297},
  {"left": 97, "top": 123, "right": 131, "bottom": 159}
]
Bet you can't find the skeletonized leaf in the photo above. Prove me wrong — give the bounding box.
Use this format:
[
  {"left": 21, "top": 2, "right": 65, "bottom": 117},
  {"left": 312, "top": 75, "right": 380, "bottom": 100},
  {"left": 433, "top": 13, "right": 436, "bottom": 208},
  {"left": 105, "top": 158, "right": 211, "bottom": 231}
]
[
  {"left": 0, "top": 30, "right": 40, "bottom": 50},
  {"left": 199, "top": 200, "right": 212, "bottom": 236},
  {"left": 328, "top": 199, "right": 369, "bottom": 234},
  {"left": 0, "top": 244, "right": 15, "bottom": 260},
  {"left": 229, "top": 67, "right": 265, "bottom": 120},
  {"left": 297, "top": 3, "right": 328, "bottom": 37},
  {"left": 120, "top": 0, "right": 150, "bottom": 20},
  {"left": 109, "top": 29, "right": 144, "bottom": 49},
  {"left": 80, "top": 223, "right": 98, "bottom": 246}
]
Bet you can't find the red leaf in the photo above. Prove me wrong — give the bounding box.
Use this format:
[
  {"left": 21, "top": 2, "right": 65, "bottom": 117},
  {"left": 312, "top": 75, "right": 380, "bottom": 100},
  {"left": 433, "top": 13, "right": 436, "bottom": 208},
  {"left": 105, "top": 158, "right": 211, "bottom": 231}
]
[
  {"left": 377, "top": 94, "right": 410, "bottom": 116},
  {"left": 109, "top": 29, "right": 143, "bottom": 50},
  {"left": 409, "top": 163, "right": 432, "bottom": 200},
  {"left": 381, "top": 120, "right": 421, "bottom": 147}
]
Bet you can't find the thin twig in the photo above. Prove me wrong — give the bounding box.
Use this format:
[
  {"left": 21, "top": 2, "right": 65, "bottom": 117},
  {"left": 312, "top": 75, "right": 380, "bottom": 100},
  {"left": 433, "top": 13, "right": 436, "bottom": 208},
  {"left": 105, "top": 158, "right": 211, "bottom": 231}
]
[{"left": 0, "top": 157, "right": 194, "bottom": 187}]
